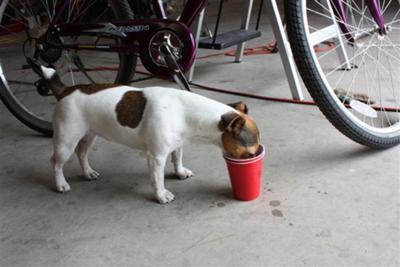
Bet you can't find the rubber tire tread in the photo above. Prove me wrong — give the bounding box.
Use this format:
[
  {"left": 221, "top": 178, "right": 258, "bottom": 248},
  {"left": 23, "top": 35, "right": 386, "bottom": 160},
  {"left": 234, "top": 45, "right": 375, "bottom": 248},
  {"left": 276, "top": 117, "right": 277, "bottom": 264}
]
[
  {"left": 0, "top": 0, "right": 137, "bottom": 137},
  {"left": 111, "top": 0, "right": 137, "bottom": 84},
  {"left": 285, "top": 0, "right": 400, "bottom": 148}
]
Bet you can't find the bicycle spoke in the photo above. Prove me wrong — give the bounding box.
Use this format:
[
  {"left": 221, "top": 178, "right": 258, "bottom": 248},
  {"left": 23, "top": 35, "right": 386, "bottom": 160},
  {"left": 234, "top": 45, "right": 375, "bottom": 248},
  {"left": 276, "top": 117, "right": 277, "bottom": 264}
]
[
  {"left": 0, "top": 0, "right": 136, "bottom": 134},
  {"left": 302, "top": 0, "right": 400, "bottom": 135}
]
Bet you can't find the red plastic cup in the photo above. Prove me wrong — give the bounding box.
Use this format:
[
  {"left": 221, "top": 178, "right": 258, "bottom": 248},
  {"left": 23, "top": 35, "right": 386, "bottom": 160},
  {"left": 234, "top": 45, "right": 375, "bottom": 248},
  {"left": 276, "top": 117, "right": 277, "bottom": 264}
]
[{"left": 223, "top": 144, "right": 265, "bottom": 201}]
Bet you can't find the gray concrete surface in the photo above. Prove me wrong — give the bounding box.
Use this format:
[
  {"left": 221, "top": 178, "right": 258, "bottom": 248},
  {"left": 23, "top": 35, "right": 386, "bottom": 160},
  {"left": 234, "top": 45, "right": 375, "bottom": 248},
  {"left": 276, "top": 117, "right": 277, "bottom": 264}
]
[
  {"left": 1, "top": 79, "right": 399, "bottom": 266},
  {"left": 1, "top": 1, "right": 400, "bottom": 266}
]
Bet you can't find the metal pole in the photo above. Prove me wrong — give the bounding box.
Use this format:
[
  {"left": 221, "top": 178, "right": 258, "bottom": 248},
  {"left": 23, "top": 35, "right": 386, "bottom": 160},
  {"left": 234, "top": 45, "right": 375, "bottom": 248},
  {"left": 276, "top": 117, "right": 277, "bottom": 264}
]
[
  {"left": 265, "top": 0, "right": 304, "bottom": 100},
  {"left": 234, "top": 0, "right": 254, "bottom": 62},
  {"left": 187, "top": 8, "right": 205, "bottom": 82}
]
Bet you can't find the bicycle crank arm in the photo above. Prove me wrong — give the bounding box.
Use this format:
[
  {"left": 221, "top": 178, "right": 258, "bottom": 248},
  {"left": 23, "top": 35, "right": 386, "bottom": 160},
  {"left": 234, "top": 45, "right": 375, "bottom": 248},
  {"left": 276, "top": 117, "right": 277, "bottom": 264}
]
[{"left": 159, "top": 44, "right": 191, "bottom": 92}]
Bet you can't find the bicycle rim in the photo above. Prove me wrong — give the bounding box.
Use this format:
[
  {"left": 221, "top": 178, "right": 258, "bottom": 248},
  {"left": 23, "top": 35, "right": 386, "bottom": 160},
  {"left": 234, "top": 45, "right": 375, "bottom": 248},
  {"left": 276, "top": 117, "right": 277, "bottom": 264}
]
[
  {"left": 0, "top": 0, "right": 136, "bottom": 136},
  {"left": 286, "top": 0, "right": 400, "bottom": 148}
]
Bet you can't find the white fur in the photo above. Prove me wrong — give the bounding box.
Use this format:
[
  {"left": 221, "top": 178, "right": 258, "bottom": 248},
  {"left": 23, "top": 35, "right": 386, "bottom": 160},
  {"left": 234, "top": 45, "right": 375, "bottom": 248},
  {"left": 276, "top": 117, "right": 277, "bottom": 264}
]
[
  {"left": 51, "top": 86, "right": 235, "bottom": 203},
  {"left": 41, "top": 66, "right": 56, "bottom": 79}
]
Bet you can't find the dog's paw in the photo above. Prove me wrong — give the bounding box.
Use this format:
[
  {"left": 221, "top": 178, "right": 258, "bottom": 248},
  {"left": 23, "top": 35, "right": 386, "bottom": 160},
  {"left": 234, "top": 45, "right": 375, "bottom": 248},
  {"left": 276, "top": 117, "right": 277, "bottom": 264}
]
[
  {"left": 84, "top": 169, "right": 100, "bottom": 181},
  {"left": 56, "top": 182, "right": 71, "bottom": 193},
  {"left": 156, "top": 189, "right": 175, "bottom": 204},
  {"left": 176, "top": 167, "right": 193, "bottom": 180}
]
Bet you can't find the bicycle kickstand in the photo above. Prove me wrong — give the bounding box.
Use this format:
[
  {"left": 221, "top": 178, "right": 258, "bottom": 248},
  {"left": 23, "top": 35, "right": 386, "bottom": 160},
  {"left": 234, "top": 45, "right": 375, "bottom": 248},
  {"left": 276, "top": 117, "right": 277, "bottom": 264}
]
[{"left": 159, "top": 39, "right": 192, "bottom": 92}]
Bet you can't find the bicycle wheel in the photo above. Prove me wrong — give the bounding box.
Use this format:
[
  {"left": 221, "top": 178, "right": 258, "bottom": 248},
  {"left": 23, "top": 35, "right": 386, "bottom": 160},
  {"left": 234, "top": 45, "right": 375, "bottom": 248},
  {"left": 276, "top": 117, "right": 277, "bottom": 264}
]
[
  {"left": 285, "top": 0, "right": 400, "bottom": 148},
  {"left": 0, "top": 0, "right": 137, "bottom": 136}
]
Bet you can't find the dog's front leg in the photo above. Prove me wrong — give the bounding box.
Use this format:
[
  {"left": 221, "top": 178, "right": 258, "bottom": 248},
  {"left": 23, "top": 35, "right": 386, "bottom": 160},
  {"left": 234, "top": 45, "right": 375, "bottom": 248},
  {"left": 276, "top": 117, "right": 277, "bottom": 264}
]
[
  {"left": 147, "top": 153, "right": 175, "bottom": 204},
  {"left": 171, "top": 147, "right": 193, "bottom": 179}
]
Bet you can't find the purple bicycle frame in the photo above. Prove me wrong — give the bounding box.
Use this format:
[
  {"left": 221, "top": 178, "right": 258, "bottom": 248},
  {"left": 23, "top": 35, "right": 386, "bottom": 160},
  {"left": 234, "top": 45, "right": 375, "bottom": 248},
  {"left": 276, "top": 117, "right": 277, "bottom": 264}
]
[
  {"left": 48, "top": 0, "right": 386, "bottom": 75},
  {"left": 52, "top": 0, "right": 207, "bottom": 25},
  {"left": 50, "top": 0, "right": 388, "bottom": 45},
  {"left": 329, "top": 0, "right": 387, "bottom": 43},
  {"left": 48, "top": 0, "right": 207, "bottom": 76}
]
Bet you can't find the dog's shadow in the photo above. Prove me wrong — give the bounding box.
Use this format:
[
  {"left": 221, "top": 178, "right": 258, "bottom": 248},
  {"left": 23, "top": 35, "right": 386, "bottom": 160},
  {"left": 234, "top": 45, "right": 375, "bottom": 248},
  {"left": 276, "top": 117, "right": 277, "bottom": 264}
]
[
  {"left": 14, "top": 165, "right": 234, "bottom": 206},
  {"left": 165, "top": 172, "right": 234, "bottom": 201}
]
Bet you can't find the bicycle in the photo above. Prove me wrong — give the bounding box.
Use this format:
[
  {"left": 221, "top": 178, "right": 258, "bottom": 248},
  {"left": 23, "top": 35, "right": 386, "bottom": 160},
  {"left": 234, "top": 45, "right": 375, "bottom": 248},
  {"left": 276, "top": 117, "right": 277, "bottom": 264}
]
[{"left": 0, "top": 0, "right": 399, "bottom": 149}]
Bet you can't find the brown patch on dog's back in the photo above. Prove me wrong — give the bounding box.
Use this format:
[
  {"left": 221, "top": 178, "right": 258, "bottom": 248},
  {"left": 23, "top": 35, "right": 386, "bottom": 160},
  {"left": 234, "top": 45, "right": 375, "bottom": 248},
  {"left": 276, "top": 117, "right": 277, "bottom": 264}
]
[
  {"left": 58, "top": 84, "right": 120, "bottom": 100},
  {"left": 115, "top": 91, "right": 147, "bottom": 128}
]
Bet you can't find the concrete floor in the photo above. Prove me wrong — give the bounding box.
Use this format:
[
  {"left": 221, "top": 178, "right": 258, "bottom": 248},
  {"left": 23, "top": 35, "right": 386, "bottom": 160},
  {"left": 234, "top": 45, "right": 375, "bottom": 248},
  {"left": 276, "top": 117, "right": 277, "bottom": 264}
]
[{"left": 1, "top": 1, "right": 400, "bottom": 267}]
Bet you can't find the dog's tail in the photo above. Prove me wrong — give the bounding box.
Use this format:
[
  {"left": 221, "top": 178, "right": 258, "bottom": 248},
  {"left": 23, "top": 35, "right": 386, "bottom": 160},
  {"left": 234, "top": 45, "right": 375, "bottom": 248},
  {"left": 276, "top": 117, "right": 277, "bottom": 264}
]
[{"left": 40, "top": 66, "right": 66, "bottom": 100}]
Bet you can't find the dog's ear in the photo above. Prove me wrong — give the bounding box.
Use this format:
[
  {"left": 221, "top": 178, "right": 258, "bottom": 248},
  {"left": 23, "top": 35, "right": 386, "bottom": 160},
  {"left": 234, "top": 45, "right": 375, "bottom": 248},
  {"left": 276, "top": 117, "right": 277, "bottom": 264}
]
[
  {"left": 218, "top": 112, "right": 246, "bottom": 134},
  {"left": 227, "top": 101, "right": 248, "bottom": 114}
]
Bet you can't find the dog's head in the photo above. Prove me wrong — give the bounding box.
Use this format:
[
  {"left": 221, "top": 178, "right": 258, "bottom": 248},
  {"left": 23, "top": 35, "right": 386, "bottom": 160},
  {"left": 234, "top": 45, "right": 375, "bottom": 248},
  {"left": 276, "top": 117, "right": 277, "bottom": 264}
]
[{"left": 219, "top": 102, "right": 260, "bottom": 159}]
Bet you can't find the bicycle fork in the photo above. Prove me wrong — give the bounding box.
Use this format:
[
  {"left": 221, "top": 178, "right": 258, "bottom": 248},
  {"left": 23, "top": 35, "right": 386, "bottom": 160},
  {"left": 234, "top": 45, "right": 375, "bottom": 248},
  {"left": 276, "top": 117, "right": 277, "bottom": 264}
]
[{"left": 330, "top": 0, "right": 388, "bottom": 43}]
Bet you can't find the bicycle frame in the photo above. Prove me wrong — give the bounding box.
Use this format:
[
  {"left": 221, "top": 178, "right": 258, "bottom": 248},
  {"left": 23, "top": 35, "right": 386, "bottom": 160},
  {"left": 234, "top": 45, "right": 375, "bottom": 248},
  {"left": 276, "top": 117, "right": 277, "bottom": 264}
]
[
  {"left": 45, "top": 0, "right": 388, "bottom": 49},
  {"left": 50, "top": 0, "right": 206, "bottom": 45},
  {"left": 0, "top": 0, "right": 388, "bottom": 42},
  {"left": 329, "top": 0, "right": 387, "bottom": 43},
  {"left": 51, "top": 0, "right": 206, "bottom": 28},
  {"left": 41, "top": 0, "right": 208, "bottom": 76},
  {"left": 0, "top": 0, "right": 387, "bottom": 75}
]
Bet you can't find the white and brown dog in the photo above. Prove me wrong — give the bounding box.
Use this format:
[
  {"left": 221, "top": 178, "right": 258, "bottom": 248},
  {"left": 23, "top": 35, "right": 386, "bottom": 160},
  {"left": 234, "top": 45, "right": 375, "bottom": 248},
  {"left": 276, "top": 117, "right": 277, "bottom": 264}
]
[{"left": 41, "top": 66, "right": 260, "bottom": 203}]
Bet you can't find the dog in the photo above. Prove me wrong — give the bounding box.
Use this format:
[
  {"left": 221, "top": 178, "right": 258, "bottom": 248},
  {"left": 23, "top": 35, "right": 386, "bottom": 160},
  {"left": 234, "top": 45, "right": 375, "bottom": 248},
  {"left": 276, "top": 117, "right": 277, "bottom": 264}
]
[{"left": 41, "top": 66, "right": 260, "bottom": 203}]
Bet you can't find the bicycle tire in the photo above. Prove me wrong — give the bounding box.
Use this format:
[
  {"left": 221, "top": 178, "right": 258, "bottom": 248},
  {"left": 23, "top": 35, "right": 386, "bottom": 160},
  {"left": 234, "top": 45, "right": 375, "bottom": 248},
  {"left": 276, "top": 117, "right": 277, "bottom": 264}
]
[
  {"left": 285, "top": 0, "right": 400, "bottom": 148},
  {"left": 0, "top": 0, "right": 137, "bottom": 137}
]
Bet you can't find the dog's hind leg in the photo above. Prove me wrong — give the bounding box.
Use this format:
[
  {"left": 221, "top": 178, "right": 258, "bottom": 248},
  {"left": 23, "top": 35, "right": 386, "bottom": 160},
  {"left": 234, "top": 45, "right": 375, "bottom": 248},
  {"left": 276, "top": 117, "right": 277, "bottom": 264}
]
[
  {"left": 51, "top": 120, "right": 86, "bottom": 193},
  {"left": 171, "top": 147, "right": 193, "bottom": 179},
  {"left": 75, "top": 133, "right": 99, "bottom": 180}
]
